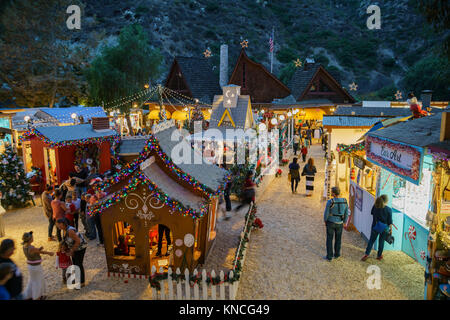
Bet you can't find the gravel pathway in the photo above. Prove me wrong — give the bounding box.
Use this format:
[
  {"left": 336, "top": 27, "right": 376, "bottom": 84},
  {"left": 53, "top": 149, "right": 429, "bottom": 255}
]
[{"left": 236, "top": 145, "right": 425, "bottom": 300}]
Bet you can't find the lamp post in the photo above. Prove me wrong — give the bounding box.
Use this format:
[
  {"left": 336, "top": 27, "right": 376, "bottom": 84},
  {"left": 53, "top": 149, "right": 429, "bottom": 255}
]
[{"left": 71, "top": 113, "right": 77, "bottom": 125}]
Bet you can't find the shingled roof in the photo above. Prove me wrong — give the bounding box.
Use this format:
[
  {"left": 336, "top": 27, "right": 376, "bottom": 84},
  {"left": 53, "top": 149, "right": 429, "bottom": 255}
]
[
  {"left": 153, "top": 125, "right": 228, "bottom": 192},
  {"left": 209, "top": 94, "right": 252, "bottom": 130},
  {"left": 117, "top": 137, "right": 149, "bottom": 155},
  {"left": 335, "top": 107, "right": 415, "bottom": 117},
  {"left": 323, "top": 116, "right": 386, "bottom": 127},
  {"left": 288, "top": 63, "right": 354, "bottom": 103},
  {"left": 367, "top": 113, "right": 445, "bottom": 148},
  {"left": 165, "top": 56, "right": 222, "bottom": 104}
]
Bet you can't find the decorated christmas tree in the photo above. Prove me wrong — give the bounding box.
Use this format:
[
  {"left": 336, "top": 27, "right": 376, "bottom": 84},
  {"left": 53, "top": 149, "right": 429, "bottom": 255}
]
[{"left": 0, "top": 144, "right": 32, "bottom": 208}]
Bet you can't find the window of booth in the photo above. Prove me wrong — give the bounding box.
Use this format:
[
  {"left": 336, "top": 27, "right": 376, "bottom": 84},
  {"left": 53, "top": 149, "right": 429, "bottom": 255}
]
[
  {"left": 391, "top": 168, "right": 433, "bottom": 228},
  {"left": 113, "top": 221, "right": 136, "bottom": 259},
  {"left": 149, "top": 224, "right": 173, "bottom": 271}
]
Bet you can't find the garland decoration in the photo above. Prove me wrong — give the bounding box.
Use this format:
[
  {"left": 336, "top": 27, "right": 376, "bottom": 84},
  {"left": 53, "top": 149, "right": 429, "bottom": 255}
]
[
  {"left": 149, "top": 205, "right": 258, "bottom": 289},
  {"left": 336, "top": 141, "right": 365, "bottom": 154},
  {"left": 88, "top": 171, "right": 210, "bottom": 219},
  {"left": 20, "top": 127, "right": 120, "bottom": 148}
]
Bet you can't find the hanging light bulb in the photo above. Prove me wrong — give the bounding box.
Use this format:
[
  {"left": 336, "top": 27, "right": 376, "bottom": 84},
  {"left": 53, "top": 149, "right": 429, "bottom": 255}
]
[
  {"left": 287, "top": 112, "right": 292, "bottom": 117},
  {"left": 271, "top": 118, "right": 278, "bottom": 125},
  {"left": 259, "top": 123, "right": 267, "bottom": 131},
  {"left": 279, "top": 115, "right": 285, "bottom": 121},
  {"left": 261, "top": 109, "right": 265, "bottom": 114}
]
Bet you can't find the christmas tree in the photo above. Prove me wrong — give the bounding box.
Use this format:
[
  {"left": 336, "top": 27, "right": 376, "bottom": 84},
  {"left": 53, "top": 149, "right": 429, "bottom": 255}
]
[{"left": 0, "top": 144, "right": 32, "bottom": 208}]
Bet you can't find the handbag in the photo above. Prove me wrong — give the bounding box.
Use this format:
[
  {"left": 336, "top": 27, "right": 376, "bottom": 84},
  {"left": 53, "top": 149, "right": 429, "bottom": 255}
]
[
  {"left": 288, "top": 172, "right": 292, "bottom": 181},
  {"left": 385, "top": 233, "right": 395, "bottom": 245},
  {"left": 373, "top": 221, "right": 388, "bottom": 234}
]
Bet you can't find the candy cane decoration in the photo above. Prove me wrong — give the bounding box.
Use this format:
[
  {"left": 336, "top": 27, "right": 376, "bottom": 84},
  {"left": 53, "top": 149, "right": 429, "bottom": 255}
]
[
  {"left": 404, "top": 225, "right": 418, "bottom": 261},
  {"left": 420, "top": 250, "right": 426, "bottom": 260}
]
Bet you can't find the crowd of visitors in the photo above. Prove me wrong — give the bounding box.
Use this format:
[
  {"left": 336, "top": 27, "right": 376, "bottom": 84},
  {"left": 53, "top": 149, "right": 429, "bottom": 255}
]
[{"left": 0, "top": 163, "right": 108, "bottom": 300}]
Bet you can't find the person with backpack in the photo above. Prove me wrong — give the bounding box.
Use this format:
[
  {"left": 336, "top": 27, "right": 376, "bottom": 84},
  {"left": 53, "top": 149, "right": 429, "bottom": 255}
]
[
  {"left": 361, "top": 195, "right": 393, "bottom": 261},
  {"left": 323, "top": 187, "right": 348, "bottom": 261},
  {"left": 56, "top": 218, "right": 88, "bottom": 288}
]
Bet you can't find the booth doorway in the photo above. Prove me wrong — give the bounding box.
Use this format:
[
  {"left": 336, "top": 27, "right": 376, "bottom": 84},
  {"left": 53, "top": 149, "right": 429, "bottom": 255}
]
[
  {"left": 149, "top": 224, "right": 173, "bottom": 271},
  {"left": 43, "top": 147, "right": 57, "bottom": 185}
]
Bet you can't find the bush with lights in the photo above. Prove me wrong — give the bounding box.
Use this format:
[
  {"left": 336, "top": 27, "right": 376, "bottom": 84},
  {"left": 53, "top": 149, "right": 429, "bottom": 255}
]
[{"left": 0, "top": 144, "right": 32, "bottom": 208}]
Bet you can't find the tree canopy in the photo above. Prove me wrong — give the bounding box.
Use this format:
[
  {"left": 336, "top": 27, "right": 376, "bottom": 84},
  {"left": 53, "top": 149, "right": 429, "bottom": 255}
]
[
  {"left": 84, "top": 24, "right": 163, "bottom": 113},
  {"left": 0, "top": 0, "right": 89, "bottom": 107}
]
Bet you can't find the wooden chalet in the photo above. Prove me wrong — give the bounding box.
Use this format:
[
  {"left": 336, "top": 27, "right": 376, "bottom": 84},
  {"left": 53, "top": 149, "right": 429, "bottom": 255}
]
[
  {"left": 228, "top": 49, "right": 291, "bottom": 104},
  {"left": 92, "top": 120, "right": 228, "bottom": 277},
  {"left": 164, "top": 56, "right": 222, "bottom": 105}
]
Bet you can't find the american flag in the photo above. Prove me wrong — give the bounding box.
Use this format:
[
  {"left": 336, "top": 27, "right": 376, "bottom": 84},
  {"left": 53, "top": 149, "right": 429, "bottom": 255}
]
[{"left": 269, "top": 37, "right": 274, "bottom": 52}]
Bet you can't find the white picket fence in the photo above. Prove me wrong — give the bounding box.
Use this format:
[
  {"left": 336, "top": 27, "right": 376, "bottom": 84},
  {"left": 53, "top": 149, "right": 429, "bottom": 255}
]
[
  {"left": 150, "top": 204, "right": 255, "bottom": 300},
  {"left": 150, "top": 267, "right": 238, "bottom": 300}
]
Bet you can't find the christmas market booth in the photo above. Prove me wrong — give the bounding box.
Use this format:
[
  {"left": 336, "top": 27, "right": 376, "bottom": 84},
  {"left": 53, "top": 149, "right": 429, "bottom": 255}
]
[
  {"left": 20, "top": 118, "right": 118, "bottom": 186},
  {"left": 89, "top": 120, "right": 229, "bottom": 278},
  {"left": 365, "top": 113, "right": 447, "bottom": 270}
]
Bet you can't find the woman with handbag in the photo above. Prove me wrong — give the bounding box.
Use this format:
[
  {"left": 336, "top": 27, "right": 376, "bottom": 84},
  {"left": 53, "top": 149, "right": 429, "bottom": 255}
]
[
  {"left": 288, "top": 158, "right": 300, "bottom": 194},
  {"left": 361, "top": 195, "right": 393, "bottom": 261}
]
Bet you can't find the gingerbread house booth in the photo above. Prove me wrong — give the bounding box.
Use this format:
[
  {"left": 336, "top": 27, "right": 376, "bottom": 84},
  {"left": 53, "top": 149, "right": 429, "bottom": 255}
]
[{"left": 90, "top": 120, "right": 228, "bottom": 278}]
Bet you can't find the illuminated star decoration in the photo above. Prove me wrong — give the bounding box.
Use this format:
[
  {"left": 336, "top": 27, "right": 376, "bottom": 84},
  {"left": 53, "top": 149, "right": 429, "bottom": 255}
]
[
  {"left": 240, "top": 39, "right": 248, "bottom": 48},
  {"left": 203, "top": 48, "right": 211, "bottom": 58},
  {"left": 395, "top": 90, "right": 402, "bottom": 100},
  {"left": 294, "top": 58, "right": 302, "bottom": 68},
  {"left": 349, "top": 82, "right": 358, "bottom": 91}
]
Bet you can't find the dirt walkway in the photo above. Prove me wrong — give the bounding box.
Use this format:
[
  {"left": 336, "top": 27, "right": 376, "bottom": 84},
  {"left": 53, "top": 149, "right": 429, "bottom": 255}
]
[{"left": 236, "top": 145, "right": 424, "bottom": 300}]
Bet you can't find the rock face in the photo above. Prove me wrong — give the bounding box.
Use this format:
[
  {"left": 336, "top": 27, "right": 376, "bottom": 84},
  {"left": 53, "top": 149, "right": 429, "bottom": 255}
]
[{"left": 81, "top": 0, "right": 440, "bottom": 93}]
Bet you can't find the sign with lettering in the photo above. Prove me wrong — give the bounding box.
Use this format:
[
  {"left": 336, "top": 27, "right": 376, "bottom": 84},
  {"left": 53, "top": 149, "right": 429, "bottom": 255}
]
[
  {"left": 353, "top": 156, "right": 365, "bottom": 170},
  {"left": 366, "top": 136, "right": 423, "bottom": 185}
]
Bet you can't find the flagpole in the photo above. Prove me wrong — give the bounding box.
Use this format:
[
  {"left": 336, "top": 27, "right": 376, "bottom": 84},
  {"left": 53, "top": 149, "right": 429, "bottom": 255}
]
[{"left": 270, "top": 26, "right": 274, "bottom": 73}]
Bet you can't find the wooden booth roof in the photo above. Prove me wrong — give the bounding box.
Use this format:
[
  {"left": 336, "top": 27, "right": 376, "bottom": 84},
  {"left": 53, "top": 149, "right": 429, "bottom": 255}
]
[
  {"left": 228, "top": 49, "right": 291, "bottom": 103},
  {"left": 288, "top": 63, "right": 355, "bottom": 104},
  {"left": 164, "top": 56, "right": 222, "bottom": 104}
]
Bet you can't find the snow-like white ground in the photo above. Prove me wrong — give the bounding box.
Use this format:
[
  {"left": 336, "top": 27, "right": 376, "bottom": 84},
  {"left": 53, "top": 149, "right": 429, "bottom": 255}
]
[{"left": 237, "top": 145, "right": 424, "bottom": 300}]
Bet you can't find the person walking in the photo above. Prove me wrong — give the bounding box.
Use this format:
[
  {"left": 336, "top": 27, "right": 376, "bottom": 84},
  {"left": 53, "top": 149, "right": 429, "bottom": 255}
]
[
  {"left": 41, "top": 185, "right": 55, "bottom": 241},
  {"left": 301, "top": 145, "right": 308, "bottom": 162},
  {"left": 289, "top": 158, "right": 301, "bottom": 194},
  {"left": 306, "top": 128, "right": 312, "bottom": 146},
  {"left": 72, "top": 164, "right": 88, "bottom": 199},
  {"left": 293, "top": 133, "right": 300, "bottom": 155},
  {"left": 235, "top": 171, "right": 256, "bottom": 212},
  {"left": 22, "top": 232, "right": 54, "bottom": 300},
  {"left": 0, "top": 239, "right": 23, "bottom": 300},
  {"left": 361, "top": 195, "right": 393, "bottom": 261},
  {"left": 223, "top": 179, "right": 232, "bottom": 220},
  {"left": 323, "top": 187, "right": 348, "bottom": 261},
  {"left": 302, "top": 158, "right": 317, "bottom": 196},
  {"left": 155, "top": 224, "right": 172, "bottom": 257},
  {"left": 56, "top": 218, "right": 88, "bottom": 288},
  {"left": 51, "top": 189, "right": 68, "bottom": 242}
]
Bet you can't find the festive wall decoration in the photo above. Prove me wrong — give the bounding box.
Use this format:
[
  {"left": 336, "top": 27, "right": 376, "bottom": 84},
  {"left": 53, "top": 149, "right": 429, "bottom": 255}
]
[
  {"left": 88, "top": 172, "right": 211, "bottom": 220},
  {"left": 294, "top": 58, "right": 302, "bottom": 68},
  {"left": 366, "top": 136, "right": 422, "bottom": 184},
  {"left": 336, "top": 142, "right": 365, "bottom": 154},
  {"left": 349, "top": 82, "right": 358, "bottom": 91}
]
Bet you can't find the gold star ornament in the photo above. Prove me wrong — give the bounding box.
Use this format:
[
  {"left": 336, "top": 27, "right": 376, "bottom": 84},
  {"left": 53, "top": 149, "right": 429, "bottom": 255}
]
[
  {"left": 349, "top": 82, "right": 358, "bottom": 91},
  {"left": 294, "top": 58, "right": 302, "bottom": 68},
  {"left": 395, "top": 90, "right": 402, "bottom": 100},
  {"left": 240, "top": 39, "right": 249, "bottom": 48},
  {"left": 203, "top": 48, "right": 211, "bottom": 58}
]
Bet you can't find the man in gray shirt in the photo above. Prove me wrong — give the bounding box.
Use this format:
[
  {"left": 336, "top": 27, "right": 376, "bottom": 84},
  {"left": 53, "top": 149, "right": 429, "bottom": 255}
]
[
  {"left": 323, "top": 187, "right": 348, "bottom": 261},
  {"left": 41, "top": 185, "right": 55, "bottom": 241}
]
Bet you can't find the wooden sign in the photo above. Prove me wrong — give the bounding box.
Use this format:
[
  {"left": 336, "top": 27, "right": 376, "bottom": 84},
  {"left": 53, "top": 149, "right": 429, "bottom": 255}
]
[
  {"left": 366, "top": 135, "right": 423, "bottom": 185},
  {"left": 353, "top": 156, "right": 365, "bottom": 170}
]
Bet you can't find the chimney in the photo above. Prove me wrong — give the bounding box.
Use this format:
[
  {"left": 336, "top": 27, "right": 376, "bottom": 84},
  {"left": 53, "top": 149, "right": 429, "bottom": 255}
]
[
  {"left": 91, "top": 117, "right": 110, "bottom": 132},
  {"left": 304, "top": 58, "right": 315, "bottom": 71},
  {"left": 219, "top": 44, "right": 228, "bottom": 88},
  {"left": 421, "top": 90, "right": 433, "bottom": 109}
]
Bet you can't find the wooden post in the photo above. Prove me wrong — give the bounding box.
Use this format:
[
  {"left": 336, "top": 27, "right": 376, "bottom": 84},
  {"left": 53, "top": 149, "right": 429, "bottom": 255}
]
[
  {"left": 184, "top": 268, "right": 190, "bottom": 300},
  {"left": 151, "top": 266, "right": 157, "bottom": 299},
  {"left": 167, "top": 267, "right": 174, "bottom": 300},
  {"left": 176, "top": 268, "right": 182, "bottom": 300},
  {"left": 159, "top": 267, "right": 165, "bottom": 300},
  {"left": 202, "top": 269, "right": 208, "bottom": 300},
  {"left": 211, "top": 270, "right": 217, "bottom": 300},
  {"left": 228, "top": 270, "right": 235, "bottom": 300},
  {"left": 219, "top": 270, "right": 225, "bottom": 300},
  {"left": 193, "top": 269, "right": 199, "bottom": 300}
]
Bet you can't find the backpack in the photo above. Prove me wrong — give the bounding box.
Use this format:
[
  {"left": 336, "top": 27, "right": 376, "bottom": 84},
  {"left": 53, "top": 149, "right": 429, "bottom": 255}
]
[{"left": 330, "top": 199, "right": 347, "bottom": 221}]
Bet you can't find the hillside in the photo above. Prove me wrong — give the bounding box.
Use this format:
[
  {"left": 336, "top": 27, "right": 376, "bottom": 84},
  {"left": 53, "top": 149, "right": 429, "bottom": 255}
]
[{"left": 80, "top": 0, "right": 443, "bottom": 96}]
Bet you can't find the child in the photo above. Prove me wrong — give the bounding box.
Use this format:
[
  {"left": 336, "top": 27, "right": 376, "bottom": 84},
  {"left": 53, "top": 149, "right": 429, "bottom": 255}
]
[
  {"left": 55, "top": 242, "right": 72, "bottom": 285},
  {"left": 64, "top": 195, "right": 76, "bottom": 227},
  {"left": 0, "top": 263, "right": 14, "bottom": 300}
]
